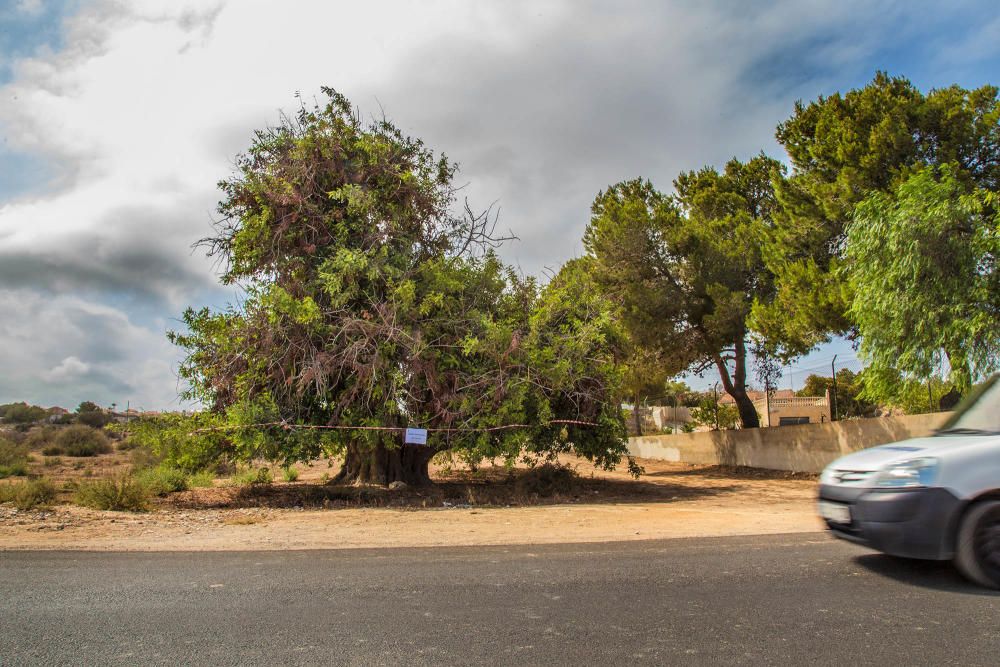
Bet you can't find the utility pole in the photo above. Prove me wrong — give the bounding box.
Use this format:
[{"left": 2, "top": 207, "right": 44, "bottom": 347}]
[
  {"left": 830, "top": 355, "right": 838, "bottom": 422},
  {"left": 712, "top": 382, "right": 720, "bottom": 431}
]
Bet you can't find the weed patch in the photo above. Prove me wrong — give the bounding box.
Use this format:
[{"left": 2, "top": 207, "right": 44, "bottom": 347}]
[
  {"left": 75, "top": 475, "right": 150, "bottom": 512},
  {"left": 188, "top": 470, "right": 215, "bottom": 488},
  {"left": 0, "top": 478, "right": 57, "bottom": 509},
  {"left": 230, "top": 467, "right": 273, "bottom": 487},
  {"left": 136, "top": 466, "right": 189, "bottom": 496}
]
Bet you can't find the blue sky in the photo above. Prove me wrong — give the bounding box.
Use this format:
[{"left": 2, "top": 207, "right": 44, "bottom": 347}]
[{"left": 1, "top": 0, "right": 998, "bottom": 408}]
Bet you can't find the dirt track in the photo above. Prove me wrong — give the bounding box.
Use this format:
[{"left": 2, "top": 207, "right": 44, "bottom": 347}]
[{"left": 0, "top": 457, "right": 824, "bottom": 551}]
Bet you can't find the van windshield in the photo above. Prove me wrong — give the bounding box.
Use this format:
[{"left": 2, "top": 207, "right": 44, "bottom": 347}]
[{"left": 937, "top": 375, "right": 1000, "bottom": 435}]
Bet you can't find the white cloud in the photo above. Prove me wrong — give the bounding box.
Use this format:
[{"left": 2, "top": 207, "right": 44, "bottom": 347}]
[
  {"left": 15, "top": 0, "right": 43, "bottom": 16},
  {"left": 0, "top": 289, "right": 184, "bottom": 409},
  {"left": 43, "top": 356, "right": 90, "bottom": 381}
]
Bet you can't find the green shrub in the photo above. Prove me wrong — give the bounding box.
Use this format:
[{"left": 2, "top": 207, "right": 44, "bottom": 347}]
[
  {"left": 281, "top": 466, "right": 299, "bottom": 482},
  {"left": 55, "top": 425, "right": 112, "bottom": 457},
  {"left": 43, "top": 456, "right": 62, "bottom": 467},
  {"left": 230, "top": 467, "right": 273, "bottom": 487},
  {"left": 0, "top": 462, "right": 29, "bottom": 478},
  {"left": 116, "top": 438, "right": 140, "bottom": 451},
  {"left": 0, "top": 478, "right": 57, "bottom": 509},
  {"left": 129, "top": 446, "right": 161, "bottom": 471},
  {"left": 75, "top": 475, "right": 149, "bottom": 512},
  {"left": 25, "top": 426, "right": 57, "bottom": 450},
  {"left": 42, "top": 445, "right": 65, "bottom": 456},
  {"left": 188, "top": 470, "right": 215, "bottom": 488},
  {"left": 0, "top": 437, "right": 28, "bottom": 465},
  {"left": 136, "top": 466, "right": 189, "bottom": 496},
  {"left": 0, "top": 438, "right": 29, "bottom": 478},
  {"left": 120, "top": 413, "right": 231, "bottom": 473}
]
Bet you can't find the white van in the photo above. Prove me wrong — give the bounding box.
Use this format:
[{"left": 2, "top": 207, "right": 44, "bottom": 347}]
[{"left": 818, "top": 375, "right": 1000, "bottom": 588}]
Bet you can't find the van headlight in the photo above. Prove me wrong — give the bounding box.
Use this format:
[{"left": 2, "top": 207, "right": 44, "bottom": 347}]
[{"left": 875, "top": 457, "right": 939, "bottom": 488}]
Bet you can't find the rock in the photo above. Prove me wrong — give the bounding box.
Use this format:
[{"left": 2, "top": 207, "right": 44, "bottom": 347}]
[{"left": 388, "top": 481, "right": 408, "bottom": 490}]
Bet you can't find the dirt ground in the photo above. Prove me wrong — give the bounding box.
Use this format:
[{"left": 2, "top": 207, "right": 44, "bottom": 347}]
[{"left": 0, "top": 452, "right": 825, "bottom": 551}]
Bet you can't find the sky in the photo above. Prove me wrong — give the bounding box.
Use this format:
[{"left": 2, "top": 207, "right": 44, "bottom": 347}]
[{"left": 1, "top": 0, "right": 999, "bottom": 410}]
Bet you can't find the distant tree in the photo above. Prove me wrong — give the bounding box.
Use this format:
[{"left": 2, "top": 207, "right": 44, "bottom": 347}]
[
  {"left": 75, "top": 402, "right": 112, "bottom": 428},
  {"left": 621, "top": 346, "right": 671, "bottom": 436},
  {"left": 690, "top": 395, "right": 740, "bottom": 431},
  {"left": 847, "top": 165, "right": 999, "bottom": 401},
  {"left": 584, "top": 156, "right": 785, "bottom": 428},
  {"left": 662, "top": 380, "right": 698, "bottom": 407},
  {"left": 1, "top": 403, "right": 48, "bottom": 424},
  {"left": 798, "top": 369, "right": 878, "bottom": 418},
  {"left": 754, "top": 73, "right": 1000, "bottom": 356}
]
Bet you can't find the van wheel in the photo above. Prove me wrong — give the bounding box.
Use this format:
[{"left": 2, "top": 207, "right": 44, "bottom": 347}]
[{"left": 954, "top": 501, "right": 1000, "bottom": 589}]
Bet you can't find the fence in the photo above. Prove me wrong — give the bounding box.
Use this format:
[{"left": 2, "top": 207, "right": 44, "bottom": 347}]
[{"left": 627, "top": 412, "right": 951, "bottom": 473}]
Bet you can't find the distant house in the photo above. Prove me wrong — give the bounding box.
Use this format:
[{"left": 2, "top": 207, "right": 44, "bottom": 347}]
[
  {"left": 721, "top": 389, "right": 831, "bottom": 426},
  {"left": 46, "top": 406, "right": 71, "bottom": 423}
]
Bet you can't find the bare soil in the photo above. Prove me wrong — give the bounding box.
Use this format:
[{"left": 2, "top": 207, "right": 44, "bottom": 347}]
[{"left": 0, "top": 450, "right": 824, "bottom": 551}]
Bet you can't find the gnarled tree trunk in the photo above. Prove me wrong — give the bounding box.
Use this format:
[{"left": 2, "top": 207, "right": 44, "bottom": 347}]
[
  {"left": 714, "top": 334, "right": 761, "bottom": 429},
  {"left": 333, "top": 440, "right": 435, "bottom": 486}
]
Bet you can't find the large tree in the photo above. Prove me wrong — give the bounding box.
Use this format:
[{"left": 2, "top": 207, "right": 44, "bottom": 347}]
[
  {"left": 847, "top": 164, "right": 999, "bottom": 399},
  {"left": 754, "top": 72, "right": 1000, "bottom": 355},
  {"left": 583, "top": 155, "right": 784, "bottom": 428},
  {"left": 171, "top": 90, "right": 627, "bottom": 485}
]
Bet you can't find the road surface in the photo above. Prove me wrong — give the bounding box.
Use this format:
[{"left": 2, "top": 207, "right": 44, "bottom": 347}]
[{"left": 2, "top": 533, "right": 998, "bottom": 665}]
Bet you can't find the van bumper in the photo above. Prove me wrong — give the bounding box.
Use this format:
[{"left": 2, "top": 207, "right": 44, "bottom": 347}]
[{"left": 818, "top": 485, "right": 962, "bottom": 560}]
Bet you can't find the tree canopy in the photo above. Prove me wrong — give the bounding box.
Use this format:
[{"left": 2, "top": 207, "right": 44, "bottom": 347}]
[
  {"left": 583, "top": 155, "right": 784, "bottom": 428},
  {"left": 170, "top": 89, "right": 629, "bottom": 485},
  {"left": 847, "top": 164, "right": 999, "bottom": 399},
  {"left": 755, "top": 73, "right": 1000, "bottom": 356}
]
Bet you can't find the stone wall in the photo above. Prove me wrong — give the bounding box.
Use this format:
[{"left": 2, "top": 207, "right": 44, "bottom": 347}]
[{"left": 627, "top": 412, "right": 951, "bottom": 473}]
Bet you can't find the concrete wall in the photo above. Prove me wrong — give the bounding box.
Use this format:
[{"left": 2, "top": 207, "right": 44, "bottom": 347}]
[{"left": 627, "top": 412, "right": 951, "bottom": 473}]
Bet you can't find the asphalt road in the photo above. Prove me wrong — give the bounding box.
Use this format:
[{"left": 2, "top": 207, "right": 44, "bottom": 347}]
[{"left": 2, "top": 533, "right": 998, "bottom": 666}]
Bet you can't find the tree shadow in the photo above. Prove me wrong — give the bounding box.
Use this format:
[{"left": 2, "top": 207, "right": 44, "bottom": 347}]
[
  {"left": 853, "top": 553, "right": 1000, "bottom": 596},
  {"left": 164, "top": 467, "right": 741, "bottom": 511},
  {"left": 642, "top": 464, "right": 817, "bottom": 481}
]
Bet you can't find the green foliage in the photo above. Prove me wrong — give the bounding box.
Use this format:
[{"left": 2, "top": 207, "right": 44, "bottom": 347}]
[
  {"left": 584, "top": 156, "right": 785, "bottom": 428},
  {"left": 24, "top": 426, "right": 57, "bottom": 450},
  {"left": 135, "top": 466, "right": 190, "bottom": 496},
  {"left": 281, "top": 466, "right": 299, "bottom": 482},
  {"left": 230, "top": 467, "right": 273, "bottom": 487},
  {"left": 757, "top": 73, "right": 1000, "bottom": 354},
  {"left": 847, "top": 165, "right": 999, "bottom": 402},
  {"left": 798, "top": 369, "right": 878, "bottom": 418},
  {"left": 661, "top": 381, "right": 699, "bottom": 407},
  {"left": 690, "top": 397, "right": 741, "bottom": 430},
  {"left": 0, "top": 478, "right": 56, "bottom": 509},
  {"left": 166, "top": 89, "right": 629, "bottom": 483},
  {"left": 0, "top": 402, "right": 48, "bottom": 424},
  {"left": 41, "top": 445, "right": 64, "bottom": 456},
  {"left": 187, "top": 470, "right": 216, "bottom": 488},
  {"left": 75, "top": 476, "right": 150, "bottom": 512},
  {"left": 55, "top": 425, "right": 112, "bottom": 457},
  {"left": 857, "top": 369, "right": 956, "bottom": 415},
  {"left": 0, "top": 438, "right": 29, "bottom": 478},
  {"left": 75, "top": 402, "right": 113, "bottom": 428},
  {"left": 118, "top": 413, "right": 231, "bottom": 473}
]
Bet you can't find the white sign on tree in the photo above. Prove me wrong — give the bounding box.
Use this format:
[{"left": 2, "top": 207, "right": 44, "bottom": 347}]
[{"left": 404, "top": 428, "right": 428, "bottom": 445}]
